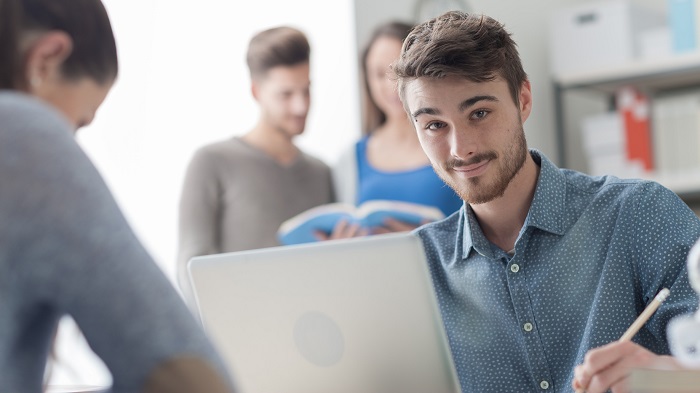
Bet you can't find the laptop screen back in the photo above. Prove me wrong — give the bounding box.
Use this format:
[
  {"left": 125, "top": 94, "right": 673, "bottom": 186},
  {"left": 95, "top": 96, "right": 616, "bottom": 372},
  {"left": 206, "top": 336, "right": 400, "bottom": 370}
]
[{"left": 188, "top": 233, "right": 461, "bottom": 393}]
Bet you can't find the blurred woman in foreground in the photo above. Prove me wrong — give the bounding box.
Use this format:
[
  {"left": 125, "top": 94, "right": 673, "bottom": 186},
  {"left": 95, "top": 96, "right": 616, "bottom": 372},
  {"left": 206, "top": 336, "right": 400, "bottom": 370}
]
[{"left": 0, "top": 0, "right": 235, "bottom": 391}]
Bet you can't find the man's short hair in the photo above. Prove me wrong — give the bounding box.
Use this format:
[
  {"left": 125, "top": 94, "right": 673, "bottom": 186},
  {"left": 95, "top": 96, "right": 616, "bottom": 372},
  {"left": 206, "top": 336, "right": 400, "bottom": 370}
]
[
  {"left": 246, "top": 26, "right": 310, "bottom": 81},
  {"left": 393, "top": 11, "right": 527, "bottom": 108}
]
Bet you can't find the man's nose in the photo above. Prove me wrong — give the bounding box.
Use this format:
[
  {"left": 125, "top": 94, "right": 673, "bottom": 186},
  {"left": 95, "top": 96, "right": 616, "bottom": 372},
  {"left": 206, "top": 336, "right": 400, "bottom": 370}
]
[
  {"left": 449, "top": 127, "right": 477, "bottom": 159},
  {"left": 290, "top": 93, "right": 310, "bottom": 115}
]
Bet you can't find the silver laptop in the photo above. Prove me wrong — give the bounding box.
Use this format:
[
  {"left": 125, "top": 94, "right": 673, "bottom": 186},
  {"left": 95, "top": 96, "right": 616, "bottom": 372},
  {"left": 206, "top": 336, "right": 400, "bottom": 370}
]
[{"left": 187, "top": 232, "right": 461, "bottom": 393}]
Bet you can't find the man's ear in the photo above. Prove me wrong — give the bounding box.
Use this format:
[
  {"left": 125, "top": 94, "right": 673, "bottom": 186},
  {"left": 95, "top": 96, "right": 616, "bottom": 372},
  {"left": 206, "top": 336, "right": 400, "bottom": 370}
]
[
  {"left": 518, "top": 80, "right": 533, "bottom": 124},
  {"left": 24, "top": 31, "right": 73, "bottom": 93},
  {"left": 250, "top": 81, "right": 260, "bottom": 101}
]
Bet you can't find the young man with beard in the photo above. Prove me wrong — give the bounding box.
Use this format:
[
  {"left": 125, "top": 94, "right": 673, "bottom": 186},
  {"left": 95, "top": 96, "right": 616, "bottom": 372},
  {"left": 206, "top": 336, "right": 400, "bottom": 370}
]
[
  {"left": 177, "top": 26, "right": 341, "bottom": 302},
  {"left": 393, "top": 11, "right": 700, "bottom": 393}
]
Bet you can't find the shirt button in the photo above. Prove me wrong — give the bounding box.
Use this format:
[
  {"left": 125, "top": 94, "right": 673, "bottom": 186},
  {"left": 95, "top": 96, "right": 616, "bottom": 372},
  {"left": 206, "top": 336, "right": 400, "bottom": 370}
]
[
  {"left": 540, "top": 380, "right": 550, "bottom": 390},
  {"left": 523, "top": 322, "right": 533, "bottom": 332},
  {"left": 510, "top": 264, "right": 520, "bottom": 273}
]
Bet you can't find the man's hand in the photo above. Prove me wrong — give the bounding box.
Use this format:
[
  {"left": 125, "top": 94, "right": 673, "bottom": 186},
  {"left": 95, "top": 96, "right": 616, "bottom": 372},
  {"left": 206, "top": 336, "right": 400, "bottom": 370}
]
[{"left": 572, "top": 341, "right": 677, "bottom": 393}]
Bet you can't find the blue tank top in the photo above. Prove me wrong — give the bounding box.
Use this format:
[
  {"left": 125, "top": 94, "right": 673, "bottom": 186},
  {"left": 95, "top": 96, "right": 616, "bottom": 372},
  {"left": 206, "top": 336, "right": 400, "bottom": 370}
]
[{"left": 355, "top": 136, "right": 463, "bottom": 217}]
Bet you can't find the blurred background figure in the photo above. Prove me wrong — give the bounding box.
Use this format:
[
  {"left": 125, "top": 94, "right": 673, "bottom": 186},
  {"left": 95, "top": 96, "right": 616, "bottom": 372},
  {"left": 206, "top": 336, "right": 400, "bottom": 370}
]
[
  {"left": 0, "top": 0, "right": 234, "bottom": 391},
  {"left": 177, "top": 26, "right": 336, "bottom": 302},
  {"left": 333, "top": 20, "right": 462, "bottom": 235}
]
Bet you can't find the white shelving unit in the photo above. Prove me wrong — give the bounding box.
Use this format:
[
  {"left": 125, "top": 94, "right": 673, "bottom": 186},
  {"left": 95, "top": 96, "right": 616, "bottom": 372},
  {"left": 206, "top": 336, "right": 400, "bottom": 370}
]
[
  {"left": 553, "top": 53, "right": 700, "bottom": 203},
  {"left": 555, "top": 52, "right": 700, "bottom": 92}
]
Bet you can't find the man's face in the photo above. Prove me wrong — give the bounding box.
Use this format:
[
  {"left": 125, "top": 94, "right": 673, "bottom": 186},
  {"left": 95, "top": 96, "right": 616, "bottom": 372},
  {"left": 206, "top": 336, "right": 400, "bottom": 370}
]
[
  {"left": 253, "top": 62, "right": 311, "bottom": 138},
  {"left": 403, "top": 76, "right": 531, "bottom": 204}
]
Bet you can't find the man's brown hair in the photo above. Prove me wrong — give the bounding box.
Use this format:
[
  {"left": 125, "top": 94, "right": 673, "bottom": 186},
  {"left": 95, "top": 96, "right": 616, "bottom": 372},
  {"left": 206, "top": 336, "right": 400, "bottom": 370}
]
[
  {"left": 393, "top": 11, "right": 527, "bottom": 109},
  {"left": 246, "top": 26, "right": 310, "bottom": 81}
]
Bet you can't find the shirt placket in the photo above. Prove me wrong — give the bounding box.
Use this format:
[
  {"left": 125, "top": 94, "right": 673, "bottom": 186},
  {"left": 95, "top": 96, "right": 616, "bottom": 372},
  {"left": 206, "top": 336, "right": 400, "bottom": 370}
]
[{"left": 502, "top": 244, "right": 554, "bottom": 392}]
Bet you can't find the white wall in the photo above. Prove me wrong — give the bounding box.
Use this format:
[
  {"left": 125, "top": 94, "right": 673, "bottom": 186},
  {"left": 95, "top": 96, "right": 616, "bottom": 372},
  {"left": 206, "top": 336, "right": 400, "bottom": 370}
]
[{"left": 77, "top": 0, "right": 360, "bottom": 283}]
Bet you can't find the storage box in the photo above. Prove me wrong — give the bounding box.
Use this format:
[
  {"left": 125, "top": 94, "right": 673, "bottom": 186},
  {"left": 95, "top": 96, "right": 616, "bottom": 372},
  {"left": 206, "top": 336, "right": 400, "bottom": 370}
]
[
  {"left": 549, "top": 0, "right": 665, "bottom": 76},
  {"left": 638, "top": 27, "right": 673, "bottom": 60},
  {"left": 668, "top": 0, "right": 698, "bottom": 53},
  {"left": 580, "top": 111, "right": 628, "bottom": 176}
]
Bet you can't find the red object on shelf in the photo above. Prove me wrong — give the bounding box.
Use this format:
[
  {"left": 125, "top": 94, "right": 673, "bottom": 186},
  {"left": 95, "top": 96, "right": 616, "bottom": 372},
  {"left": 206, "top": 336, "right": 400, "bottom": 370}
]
[{"left": 617, "top": 86, "right": 654, "bottom": 172}]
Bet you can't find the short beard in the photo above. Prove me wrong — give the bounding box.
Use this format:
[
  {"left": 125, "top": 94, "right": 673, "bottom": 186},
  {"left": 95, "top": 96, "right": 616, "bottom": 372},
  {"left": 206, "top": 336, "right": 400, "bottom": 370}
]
[{"left": 436, "top": 126, "right": 528, "bottom": 205}]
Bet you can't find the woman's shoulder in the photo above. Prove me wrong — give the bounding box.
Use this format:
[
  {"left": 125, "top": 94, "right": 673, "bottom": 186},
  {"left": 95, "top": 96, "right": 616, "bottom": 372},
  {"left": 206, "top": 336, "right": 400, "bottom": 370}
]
[
  {"left": 0, "top": 91, "right": 62, "bottom": 119},
  {"left": 0, "top": 91, "right": 71, "bottom": 137}
]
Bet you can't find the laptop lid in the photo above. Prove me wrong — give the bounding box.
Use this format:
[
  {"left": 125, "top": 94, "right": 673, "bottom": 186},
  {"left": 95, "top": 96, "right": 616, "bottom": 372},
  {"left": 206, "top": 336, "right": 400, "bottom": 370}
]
[{"left": 187, "top": 232, "right": 461, "bottom": 393}]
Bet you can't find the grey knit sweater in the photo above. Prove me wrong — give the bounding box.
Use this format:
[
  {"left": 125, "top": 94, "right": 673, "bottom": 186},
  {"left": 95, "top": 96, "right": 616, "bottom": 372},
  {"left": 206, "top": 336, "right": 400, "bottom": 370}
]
[{"left": 0, "top": 91, "right": 233, "bottom": 393}]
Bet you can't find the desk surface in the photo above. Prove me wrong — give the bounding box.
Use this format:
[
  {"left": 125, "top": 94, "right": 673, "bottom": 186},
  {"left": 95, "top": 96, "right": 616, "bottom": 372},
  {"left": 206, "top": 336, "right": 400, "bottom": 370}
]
[{"left": 629, "top": 367, "right": 700, "bottom": 393}]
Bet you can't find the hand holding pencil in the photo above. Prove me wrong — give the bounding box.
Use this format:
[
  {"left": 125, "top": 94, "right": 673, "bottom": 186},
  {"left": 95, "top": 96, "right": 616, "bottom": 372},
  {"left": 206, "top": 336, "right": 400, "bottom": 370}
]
[{"left": 572, "top": 288, "right": 671, "bottom": 393}]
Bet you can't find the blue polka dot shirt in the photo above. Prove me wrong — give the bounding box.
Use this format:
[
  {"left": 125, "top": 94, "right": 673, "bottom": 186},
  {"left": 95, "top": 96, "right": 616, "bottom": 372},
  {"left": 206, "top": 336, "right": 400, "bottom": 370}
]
[{"left": 414, "top": 150, "right": 700, "bottom": 393}]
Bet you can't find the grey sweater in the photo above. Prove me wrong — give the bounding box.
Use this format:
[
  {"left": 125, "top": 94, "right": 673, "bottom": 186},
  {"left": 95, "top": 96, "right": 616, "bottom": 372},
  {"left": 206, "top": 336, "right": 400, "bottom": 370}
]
[
  {"left": 177, "top": 137, "right": 334, "bottom": 302},
  {"left": 0, "top": 91, "right": 233, "bottom": 393}
]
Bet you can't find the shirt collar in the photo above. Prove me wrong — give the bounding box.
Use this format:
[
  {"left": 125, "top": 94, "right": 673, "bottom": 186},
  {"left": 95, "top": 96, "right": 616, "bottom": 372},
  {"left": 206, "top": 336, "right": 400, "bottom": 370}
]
[
  {"left": 461, "top": 205, "right": 494, "bottom": 259},
  {"left": 461, "top": 149, "right": 567, "bottom": 260},
  {"left": 526, "top": 150, "right": 567, "bottom": 236}
]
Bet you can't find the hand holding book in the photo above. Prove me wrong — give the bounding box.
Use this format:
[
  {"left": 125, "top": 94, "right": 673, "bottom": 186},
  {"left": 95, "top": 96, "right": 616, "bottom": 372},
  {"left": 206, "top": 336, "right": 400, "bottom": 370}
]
[
  {"left": 311, "top": 216, "right": 369, "bottom": 242},
  {"left": 277, "top": 200, "right": 445, "bottom": 245}
]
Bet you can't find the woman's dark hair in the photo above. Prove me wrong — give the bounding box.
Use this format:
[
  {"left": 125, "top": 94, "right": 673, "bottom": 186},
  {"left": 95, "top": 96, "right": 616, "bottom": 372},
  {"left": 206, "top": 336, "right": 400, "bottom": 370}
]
[
  {"left": 360, "top": 21, "right": 414, "bottom": 134},
  {"left": 0, "top": 0, "right": 118, "bottom": 89},
  {"left": 0, "top": 0, "right": 20, "bottom": 88}
]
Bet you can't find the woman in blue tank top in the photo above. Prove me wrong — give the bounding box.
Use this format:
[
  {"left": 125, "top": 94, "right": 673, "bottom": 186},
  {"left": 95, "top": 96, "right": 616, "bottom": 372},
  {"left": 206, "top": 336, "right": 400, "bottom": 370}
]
[{"left": 333, "top": 21, "right": 462, "bottom": 234}]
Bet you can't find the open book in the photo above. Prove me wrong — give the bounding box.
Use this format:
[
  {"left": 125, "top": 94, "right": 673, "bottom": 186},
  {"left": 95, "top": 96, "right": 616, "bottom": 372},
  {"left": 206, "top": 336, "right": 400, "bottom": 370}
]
[{"left": 278, "top": 200, "right": 446, "bottom": 245}]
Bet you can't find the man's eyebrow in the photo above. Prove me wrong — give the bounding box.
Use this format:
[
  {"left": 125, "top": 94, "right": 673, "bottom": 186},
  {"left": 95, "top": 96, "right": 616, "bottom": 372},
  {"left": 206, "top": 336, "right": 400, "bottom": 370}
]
[
  {"left": 412, "top": 95, "right": 499, "bottom": 119},
  {"left": 411, "top": 107, "right": 439, "bottom": 119},
  {"left": 458, "top": 95, "right": 498, "bottom": 112}
]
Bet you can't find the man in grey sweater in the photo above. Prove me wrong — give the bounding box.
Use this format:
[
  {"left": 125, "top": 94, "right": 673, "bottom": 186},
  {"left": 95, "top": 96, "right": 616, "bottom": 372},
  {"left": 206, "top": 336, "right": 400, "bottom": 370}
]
[{"left": 177, "top": 26, "right": 337, "bottom": 302}]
